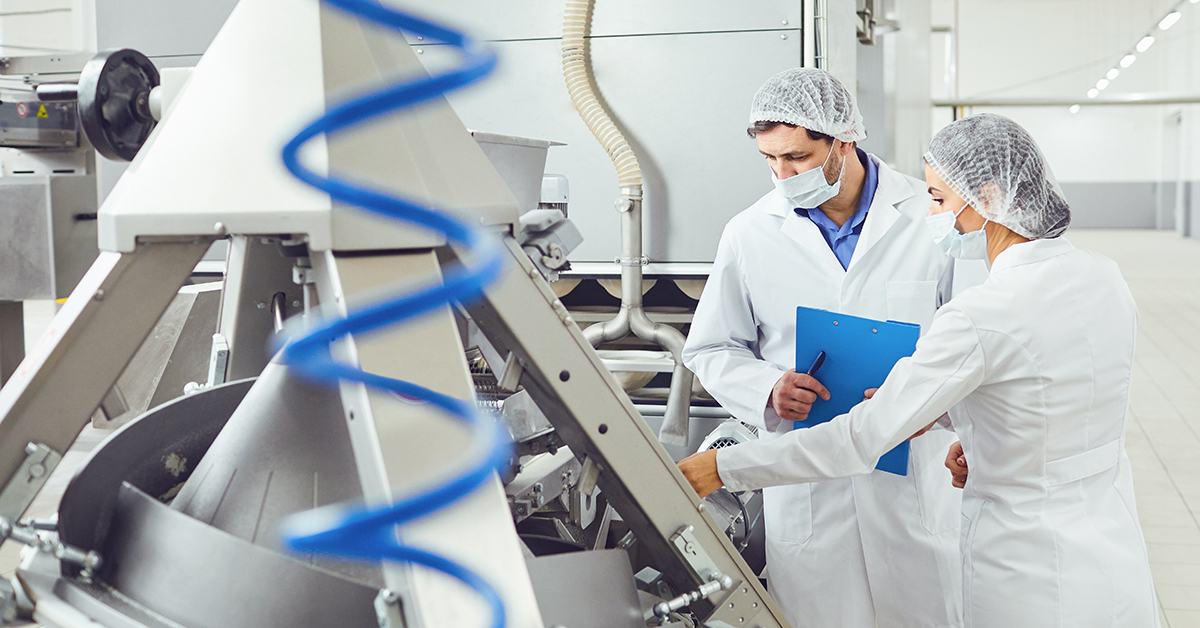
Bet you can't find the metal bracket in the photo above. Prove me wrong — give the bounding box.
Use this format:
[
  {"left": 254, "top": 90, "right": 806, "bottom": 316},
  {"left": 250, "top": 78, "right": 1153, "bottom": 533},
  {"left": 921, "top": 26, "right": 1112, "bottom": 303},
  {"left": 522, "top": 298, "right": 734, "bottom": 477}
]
[
  {"left": 577, "top": 455, "right": 599, "bottom": 496},
  {"left": 373, "top": 589, "right": 404, "bottom": 628},
  {"left": 669, "top": 525, "right": 722, "bottom": 583},
  {"left": 207, "top": 333, "right": 230, "bottom": 387},
  {"left": 0, "top": 444, "right": 61, "bottom": 523},
  {"left": 496, "top": 351, "right": 524, "bottom": 392}
]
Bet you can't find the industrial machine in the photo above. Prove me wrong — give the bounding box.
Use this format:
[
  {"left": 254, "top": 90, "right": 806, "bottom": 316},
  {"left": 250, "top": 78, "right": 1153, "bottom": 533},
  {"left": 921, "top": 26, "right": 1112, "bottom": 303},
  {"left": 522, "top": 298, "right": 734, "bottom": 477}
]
[{"left": 0, "top": 0, "right": 790, "bottom": 627}]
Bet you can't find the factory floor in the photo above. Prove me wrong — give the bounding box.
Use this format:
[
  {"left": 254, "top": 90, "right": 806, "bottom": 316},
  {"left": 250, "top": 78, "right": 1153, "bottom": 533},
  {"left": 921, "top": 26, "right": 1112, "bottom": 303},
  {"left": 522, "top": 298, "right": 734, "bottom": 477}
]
[{"left": 0, "top": 228, "right": 1198, "bottom": 627}]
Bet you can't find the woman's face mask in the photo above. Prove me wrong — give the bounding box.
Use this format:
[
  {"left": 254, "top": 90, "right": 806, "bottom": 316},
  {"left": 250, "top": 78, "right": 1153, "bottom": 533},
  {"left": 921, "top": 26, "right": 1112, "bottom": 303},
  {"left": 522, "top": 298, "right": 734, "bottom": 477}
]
[
  {"left": 926, "top": 202, "right": 989, "bottom": 260},
  {"left": 772, "top": 141, "right": 845, "bottom": 209}
]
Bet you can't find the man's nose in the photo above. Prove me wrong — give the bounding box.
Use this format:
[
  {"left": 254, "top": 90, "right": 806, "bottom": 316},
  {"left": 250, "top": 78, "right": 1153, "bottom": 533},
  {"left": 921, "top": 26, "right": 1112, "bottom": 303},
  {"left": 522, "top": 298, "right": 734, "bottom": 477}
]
[{"left": 775, "top": 163, "right": 799, "bottom": 179}]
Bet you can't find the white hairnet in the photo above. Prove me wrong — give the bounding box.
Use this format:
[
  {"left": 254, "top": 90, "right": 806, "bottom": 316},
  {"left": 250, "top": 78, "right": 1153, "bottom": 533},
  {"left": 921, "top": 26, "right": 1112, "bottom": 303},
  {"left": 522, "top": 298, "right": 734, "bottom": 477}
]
[
  {"left": 924, "top": 114, "right": 1070, "bottom": 240},
  {"left": 749, "top": 68, "right": 867, "bottom": 142}
]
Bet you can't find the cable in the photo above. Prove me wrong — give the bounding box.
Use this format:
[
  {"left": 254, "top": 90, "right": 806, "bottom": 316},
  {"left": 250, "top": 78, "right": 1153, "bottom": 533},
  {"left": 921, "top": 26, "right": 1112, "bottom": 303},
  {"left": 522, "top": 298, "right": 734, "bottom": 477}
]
[{"left": 275, "top": 3, "right": 511, "bottom": 628}]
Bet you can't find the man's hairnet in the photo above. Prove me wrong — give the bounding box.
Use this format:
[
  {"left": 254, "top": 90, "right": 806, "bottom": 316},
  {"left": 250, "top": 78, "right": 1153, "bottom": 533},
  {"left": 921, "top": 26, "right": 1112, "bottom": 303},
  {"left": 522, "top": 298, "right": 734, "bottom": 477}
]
[
  {"left": 924, "top": 113, "right": 1071, "bottom": 240},
  {"left": 749, "top": 68, "right": 867, "bottom": 143}
]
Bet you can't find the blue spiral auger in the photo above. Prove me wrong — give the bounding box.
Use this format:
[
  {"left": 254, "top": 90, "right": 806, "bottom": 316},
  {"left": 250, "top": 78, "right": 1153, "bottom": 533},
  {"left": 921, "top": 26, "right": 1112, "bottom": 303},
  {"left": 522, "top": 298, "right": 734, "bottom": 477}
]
[{"left": 276, "top": 2, "right": 512, "bottom": 627}]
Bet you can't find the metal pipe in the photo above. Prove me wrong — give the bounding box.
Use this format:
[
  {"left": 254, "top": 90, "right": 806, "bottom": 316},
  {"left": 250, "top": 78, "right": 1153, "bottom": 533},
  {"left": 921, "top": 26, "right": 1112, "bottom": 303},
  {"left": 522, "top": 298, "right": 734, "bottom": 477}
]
[
  {"left": 270, "top": 292, "right": 287, "bottom": 332},
  {"left": 814, "top": 0, "right": 829, "bottom": 70},
  {"left": 934, "top": 93, "right": 1200, "bottom": 107},
  {"left": 565, "top": 0, "right": 696, "bottom": 446},
  {"left": 580, "top": 193, "right": 694, "bottom": 445},
  {"left": 34, "top": 82, "right": 77, "bottom": 102}
]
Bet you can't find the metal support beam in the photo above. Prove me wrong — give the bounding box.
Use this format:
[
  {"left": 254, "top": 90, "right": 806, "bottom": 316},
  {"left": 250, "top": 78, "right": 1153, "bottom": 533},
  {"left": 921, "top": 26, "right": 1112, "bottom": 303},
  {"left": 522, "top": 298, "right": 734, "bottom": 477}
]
[
  {"left": 464, "top": 237, "right": 787, "bottom": 628},
  {"left": 0, "top": 239, "right": 212, "bottom": 522}
]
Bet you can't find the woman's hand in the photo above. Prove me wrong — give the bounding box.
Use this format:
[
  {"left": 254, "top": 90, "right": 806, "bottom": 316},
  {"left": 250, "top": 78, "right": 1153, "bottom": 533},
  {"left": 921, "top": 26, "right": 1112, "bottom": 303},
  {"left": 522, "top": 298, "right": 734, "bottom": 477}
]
[
  {"left": 678, "top": 449, "right": 723, "bottom": 498},
  {"left": 945, "top": 441, "right": 968, "bottom": 488}
]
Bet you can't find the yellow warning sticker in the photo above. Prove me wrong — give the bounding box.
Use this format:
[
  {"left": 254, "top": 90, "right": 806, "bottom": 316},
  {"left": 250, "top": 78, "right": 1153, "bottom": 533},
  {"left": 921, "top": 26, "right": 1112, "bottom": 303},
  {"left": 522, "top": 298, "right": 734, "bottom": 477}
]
[{"left": 36, "top": 104, "right": 48, "bottom": 118}]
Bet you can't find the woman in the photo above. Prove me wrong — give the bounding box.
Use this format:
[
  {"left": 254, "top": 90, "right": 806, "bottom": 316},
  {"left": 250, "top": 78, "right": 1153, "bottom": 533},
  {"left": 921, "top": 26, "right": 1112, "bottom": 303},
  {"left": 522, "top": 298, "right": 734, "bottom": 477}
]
[{"left": 680, "top": 114, "right": 1159, "bottom": 628}]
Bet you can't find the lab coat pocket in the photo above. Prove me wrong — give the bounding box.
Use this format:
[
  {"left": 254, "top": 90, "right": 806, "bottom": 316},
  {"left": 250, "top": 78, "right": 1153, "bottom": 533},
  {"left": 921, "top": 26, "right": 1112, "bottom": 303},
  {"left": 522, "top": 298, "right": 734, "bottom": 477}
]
[
  {"left": 910, "top": 430, "right": 961, "bottom": 534},
  {"left": 762, "top": 484, "right": 813, "bottom": 544},
  {"left": 885, "top": 280, "right": 938, "bottom": 334}
]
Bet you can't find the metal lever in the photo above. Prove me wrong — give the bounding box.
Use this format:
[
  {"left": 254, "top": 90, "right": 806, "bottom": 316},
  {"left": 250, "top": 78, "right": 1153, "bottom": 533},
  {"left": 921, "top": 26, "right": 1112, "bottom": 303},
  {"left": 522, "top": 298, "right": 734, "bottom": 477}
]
[{"left": 652, "top": 573, "right": 734, "bottom": 621}]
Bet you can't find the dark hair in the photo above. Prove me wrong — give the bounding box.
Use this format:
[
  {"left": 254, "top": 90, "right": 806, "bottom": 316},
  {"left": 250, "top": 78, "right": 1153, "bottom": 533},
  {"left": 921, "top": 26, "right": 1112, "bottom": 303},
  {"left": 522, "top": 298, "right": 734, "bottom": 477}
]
[{"left": 746, "top": 120, "right": 833, "bottom": 142}]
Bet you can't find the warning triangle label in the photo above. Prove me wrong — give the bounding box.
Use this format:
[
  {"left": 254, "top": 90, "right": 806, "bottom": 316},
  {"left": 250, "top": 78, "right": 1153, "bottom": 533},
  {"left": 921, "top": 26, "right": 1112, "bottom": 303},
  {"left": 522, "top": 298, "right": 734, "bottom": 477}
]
[{"left": 36, "top": 104, "right": 48, "bottom": 119}]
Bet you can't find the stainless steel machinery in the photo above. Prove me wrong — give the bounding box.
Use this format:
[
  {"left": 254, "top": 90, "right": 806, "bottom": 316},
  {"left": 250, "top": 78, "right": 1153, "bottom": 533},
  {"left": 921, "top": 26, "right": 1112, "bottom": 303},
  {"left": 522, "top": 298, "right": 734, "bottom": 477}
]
[{"left": 0, "top": 1, "right": 788, "bottom": 627}]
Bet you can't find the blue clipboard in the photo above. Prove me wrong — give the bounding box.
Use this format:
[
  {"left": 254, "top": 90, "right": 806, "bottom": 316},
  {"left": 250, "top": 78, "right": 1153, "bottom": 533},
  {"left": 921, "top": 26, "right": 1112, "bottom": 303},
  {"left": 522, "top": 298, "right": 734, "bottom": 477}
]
[{"left": 794, "top": 306, "right": 921, "bottom": 476}]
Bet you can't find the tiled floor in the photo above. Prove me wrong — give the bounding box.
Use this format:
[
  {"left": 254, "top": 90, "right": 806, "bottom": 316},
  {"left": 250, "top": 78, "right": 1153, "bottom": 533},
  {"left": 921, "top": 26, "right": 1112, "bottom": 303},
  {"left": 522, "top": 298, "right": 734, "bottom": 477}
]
[{"left": 3, "top": 229, "right": 1200, "bottom": 626}]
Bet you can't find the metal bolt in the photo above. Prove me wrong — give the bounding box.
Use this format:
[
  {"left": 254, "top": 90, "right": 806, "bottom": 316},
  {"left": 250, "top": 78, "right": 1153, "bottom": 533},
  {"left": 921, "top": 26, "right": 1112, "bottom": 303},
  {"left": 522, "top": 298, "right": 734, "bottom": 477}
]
[
  {"left": 782, "top": 19, "right": 789, "bottom": 25},
  {"left": 93, "top": 289, "right": 104, "bottom": 301},
  {"left": 684, "top": 542, "right": 696, "bottom": 554},
  {"left": 257, "top": 302, "right": 266, "bottom": 309},
  {"left": 781, "top": 34, "right": 788, "bottom": 40},
  {"left": 381, "top": 589, "right": 398, "bottom": 604},
  {"left": 24, "top": 443, "right": 37, "bottom": 456},
  {"left": 416, "top": 48, "right": 424, "bottom": 54},
  {"left": 292, "top": 300, "right": 300, "bottom": 307},
  {"left": 214, "top": 221, "right": 226, "bottom": 235},
  {"left": 28, "top": 464, "right": 44, "bottom": 479}
]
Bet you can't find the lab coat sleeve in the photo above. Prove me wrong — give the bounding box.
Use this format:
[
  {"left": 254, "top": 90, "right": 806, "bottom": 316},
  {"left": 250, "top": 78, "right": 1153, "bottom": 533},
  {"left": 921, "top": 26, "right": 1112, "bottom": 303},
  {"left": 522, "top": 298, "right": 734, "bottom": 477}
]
[
  {"left": 682, "top": 232, "right": 788, "bottom": 432},
  {"left": 716, "top": 308, "right": 987, "bottom": 490}
]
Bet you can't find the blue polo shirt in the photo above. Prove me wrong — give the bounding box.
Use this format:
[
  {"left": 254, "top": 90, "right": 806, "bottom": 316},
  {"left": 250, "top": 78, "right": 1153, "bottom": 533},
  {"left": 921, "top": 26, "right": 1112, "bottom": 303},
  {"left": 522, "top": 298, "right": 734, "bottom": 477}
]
[{"left": 794, "top": 148, "right": 878, "bottom": 270}]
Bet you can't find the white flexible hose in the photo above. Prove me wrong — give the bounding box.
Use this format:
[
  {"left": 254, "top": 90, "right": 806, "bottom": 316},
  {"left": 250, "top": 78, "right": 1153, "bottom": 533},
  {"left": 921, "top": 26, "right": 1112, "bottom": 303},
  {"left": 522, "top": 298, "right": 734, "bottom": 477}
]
[{"left": 562, "top": 0, "right": 642, "bottom": 190}]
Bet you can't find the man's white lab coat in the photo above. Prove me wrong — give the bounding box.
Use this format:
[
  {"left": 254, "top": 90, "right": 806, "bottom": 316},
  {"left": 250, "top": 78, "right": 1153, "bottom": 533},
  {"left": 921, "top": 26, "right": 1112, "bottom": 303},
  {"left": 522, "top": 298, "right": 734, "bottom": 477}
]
[{"left": 684, "top": 155, "right": 966, "bottom": 627}]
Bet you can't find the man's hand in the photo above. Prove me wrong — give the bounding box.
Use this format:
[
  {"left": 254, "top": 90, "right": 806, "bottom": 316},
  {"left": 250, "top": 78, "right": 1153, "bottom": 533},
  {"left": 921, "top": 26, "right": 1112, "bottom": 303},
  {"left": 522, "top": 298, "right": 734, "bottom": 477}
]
[
  {"left": 678, "top": 449, "right": 723, "bottom": 498},
  {"left": 945, "top": 441, "right": 968, "bottom": 488},
  {"left": 771, "top": 369, "right": 832, "bottom": 422}
]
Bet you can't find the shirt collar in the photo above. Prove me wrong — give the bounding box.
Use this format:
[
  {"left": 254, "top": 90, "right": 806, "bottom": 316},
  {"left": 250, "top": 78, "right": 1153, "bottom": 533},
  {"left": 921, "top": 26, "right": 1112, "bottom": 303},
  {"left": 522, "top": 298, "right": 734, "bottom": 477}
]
[
  {"left": 989, "top": 237, "right": 1076, "bottom": 275},
  {"left": 795, "top": 148, "right": 876, "bottom": 235}
]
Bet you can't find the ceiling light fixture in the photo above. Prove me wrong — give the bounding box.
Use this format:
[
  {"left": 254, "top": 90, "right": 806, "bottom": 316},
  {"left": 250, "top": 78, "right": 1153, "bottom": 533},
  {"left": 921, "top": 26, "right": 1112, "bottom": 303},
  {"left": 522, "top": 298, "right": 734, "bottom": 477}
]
[
  {"left": 1106, "top": 68, "right": 1120, "bottom": 80},
  {"left": 1087, "top": 88, "right": 1099, "bottom": 99},
  {"left": 1120, "top": 54, "right": 1137, "bottom": 68},
  {"left": 1136, "top": 35, "right": 1156, "bottom": 52},
  {"left": 1159, "top": 11, "right": 1182, "bottom": 30}
]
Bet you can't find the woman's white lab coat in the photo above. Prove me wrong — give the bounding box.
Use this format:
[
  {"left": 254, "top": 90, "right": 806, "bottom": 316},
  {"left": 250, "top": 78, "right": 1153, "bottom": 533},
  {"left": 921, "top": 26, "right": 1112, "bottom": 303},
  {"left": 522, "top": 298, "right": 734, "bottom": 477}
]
[
  {"left": 717, "top": 237, "right": 1159, "bottom": 628},
  {"left": 684, "top": 155, "right": 967, "bottom": 628}
]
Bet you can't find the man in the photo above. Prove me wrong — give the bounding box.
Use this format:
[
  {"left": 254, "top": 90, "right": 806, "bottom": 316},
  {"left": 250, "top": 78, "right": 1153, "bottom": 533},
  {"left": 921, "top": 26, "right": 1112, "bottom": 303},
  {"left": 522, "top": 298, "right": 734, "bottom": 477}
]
[{"left": 679, "top": 68, "right": 966, "bottom": 627}]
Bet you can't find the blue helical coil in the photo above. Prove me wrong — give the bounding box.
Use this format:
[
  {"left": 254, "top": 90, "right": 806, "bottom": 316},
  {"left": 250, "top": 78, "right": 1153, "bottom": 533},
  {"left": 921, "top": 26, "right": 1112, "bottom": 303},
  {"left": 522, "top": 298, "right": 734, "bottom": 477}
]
[{"left": 276, "top": 2, "right": 512, "bottom": 627}]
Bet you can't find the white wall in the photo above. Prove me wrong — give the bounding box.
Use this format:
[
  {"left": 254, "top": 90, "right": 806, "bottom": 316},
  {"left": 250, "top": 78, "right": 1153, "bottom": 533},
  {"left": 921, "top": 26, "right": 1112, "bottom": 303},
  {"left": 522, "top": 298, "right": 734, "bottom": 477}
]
[
  {"left": 0, "top": 0, "right": 80, "bottom": 53},
  {"left": 930, "top": 0, "right": 1199, "bottom": 230}
]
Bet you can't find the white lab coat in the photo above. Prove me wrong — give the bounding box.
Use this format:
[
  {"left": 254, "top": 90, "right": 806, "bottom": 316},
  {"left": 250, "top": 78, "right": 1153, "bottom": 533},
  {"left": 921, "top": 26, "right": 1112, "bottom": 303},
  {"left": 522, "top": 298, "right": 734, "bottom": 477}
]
[
  {"left": 684, "top": 155, "right": 966, "bottom": 628},
  {"left": 717, "top": 237, "right": 1159, "bottom": 628}
]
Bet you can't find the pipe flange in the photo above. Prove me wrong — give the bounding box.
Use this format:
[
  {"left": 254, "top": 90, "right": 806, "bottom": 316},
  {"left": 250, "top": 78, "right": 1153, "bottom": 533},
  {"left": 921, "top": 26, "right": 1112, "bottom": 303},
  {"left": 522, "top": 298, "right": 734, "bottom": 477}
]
[{"left": 614, "top": 256, "right": 648, "bottom": 267}]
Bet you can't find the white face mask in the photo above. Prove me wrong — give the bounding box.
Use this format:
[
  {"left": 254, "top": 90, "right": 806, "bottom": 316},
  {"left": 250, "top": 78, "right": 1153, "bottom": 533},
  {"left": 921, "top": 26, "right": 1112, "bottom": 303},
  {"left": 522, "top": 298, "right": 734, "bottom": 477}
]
[
  {"left": 772, "top": 141, "right": 845, "bottom": 209},
  {"left": 926, "top": 204, "right": 989, "bottom": 260}
]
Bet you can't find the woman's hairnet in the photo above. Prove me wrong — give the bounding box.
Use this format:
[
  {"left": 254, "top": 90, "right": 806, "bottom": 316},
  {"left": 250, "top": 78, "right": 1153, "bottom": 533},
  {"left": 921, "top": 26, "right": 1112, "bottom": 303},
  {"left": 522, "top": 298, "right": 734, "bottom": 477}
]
[
  {"left": 924, "top": 113, "right": 1071, "bottom": 240},
  {"left": 749, "top": 68, "right": 867, "bottom": 143}
]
